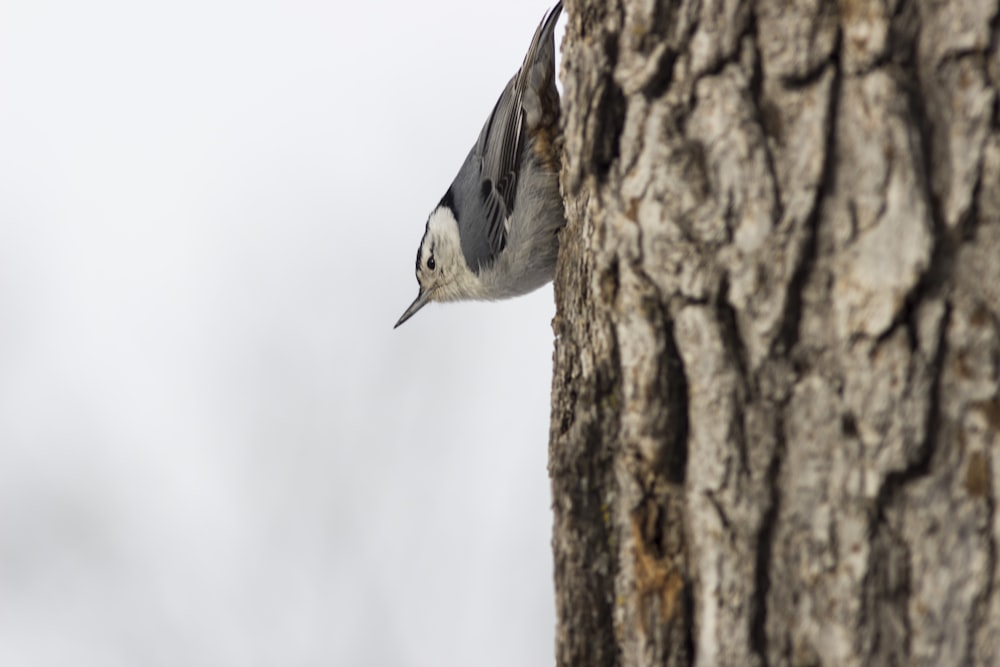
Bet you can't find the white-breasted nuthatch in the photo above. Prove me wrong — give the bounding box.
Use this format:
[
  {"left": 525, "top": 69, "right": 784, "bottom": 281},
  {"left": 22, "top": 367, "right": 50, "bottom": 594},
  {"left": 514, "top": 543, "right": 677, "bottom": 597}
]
[{"left": 395, "top": 1, "right": 565, "bottom": 328}]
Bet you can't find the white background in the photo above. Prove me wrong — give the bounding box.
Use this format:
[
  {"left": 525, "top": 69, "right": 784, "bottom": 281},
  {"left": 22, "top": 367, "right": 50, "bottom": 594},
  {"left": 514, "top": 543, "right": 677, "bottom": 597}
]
[{"left": 0, "top": 1, "right": 564, "bottom": 664}]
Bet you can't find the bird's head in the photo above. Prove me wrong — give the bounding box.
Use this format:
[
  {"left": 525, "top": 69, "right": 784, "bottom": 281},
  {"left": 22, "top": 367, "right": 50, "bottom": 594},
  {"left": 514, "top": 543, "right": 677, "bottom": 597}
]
[{"left": 395, "top": 203, "right": 480, "bottom": 328}]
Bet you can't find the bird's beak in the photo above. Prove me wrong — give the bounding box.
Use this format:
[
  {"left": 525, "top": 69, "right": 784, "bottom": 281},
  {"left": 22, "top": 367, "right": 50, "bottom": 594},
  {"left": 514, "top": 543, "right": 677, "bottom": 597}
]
[{"left": 394, "top": 288, "right": 432, "bottom": 329}]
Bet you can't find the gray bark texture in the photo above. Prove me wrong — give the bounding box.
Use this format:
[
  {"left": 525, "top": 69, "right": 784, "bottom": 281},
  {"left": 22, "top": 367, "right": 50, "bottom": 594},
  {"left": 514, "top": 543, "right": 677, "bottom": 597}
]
[{"left": 548, "top": 1, "right": 1000, "bottom": 666}]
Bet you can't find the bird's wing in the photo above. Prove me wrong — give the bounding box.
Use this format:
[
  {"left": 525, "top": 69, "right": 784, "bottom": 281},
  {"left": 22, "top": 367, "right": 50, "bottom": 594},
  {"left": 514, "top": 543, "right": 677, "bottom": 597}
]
[
  {"left": 475, "top": 77, "right": 524, "bottom": 260},
  {"left": 466, "top": 2, "right": 563, "bottom": 269}
]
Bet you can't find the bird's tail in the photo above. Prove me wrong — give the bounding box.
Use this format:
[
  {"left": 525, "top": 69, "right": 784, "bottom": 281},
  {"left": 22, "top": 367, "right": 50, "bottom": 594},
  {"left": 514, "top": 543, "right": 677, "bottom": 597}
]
[{"left": 517, "top": 1, "right": 563, "bottom": 131}]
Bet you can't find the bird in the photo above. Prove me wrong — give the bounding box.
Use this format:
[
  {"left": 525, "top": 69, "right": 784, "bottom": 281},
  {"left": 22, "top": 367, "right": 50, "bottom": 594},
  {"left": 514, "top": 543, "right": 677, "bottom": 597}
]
[{"left": 395, "top": 1, "right": 565, "bottom": 328}]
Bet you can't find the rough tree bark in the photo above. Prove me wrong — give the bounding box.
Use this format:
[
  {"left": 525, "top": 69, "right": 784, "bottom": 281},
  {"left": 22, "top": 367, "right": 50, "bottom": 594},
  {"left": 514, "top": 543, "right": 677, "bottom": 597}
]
[{"left": 548, "top": 1, "right": 1000, "bottom": 666}]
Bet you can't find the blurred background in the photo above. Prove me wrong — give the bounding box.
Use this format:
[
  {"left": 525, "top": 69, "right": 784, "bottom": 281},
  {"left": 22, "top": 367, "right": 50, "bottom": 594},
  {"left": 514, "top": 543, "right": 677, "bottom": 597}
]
[{"left": 0, "top": 1, "right": 564, "bottom": 664}]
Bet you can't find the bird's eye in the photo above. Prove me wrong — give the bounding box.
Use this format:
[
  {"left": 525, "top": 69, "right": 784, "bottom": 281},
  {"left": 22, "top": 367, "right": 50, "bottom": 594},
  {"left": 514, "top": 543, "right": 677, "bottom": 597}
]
[{"left": 427, "top": 255, "right": 436, "bottom": 270}]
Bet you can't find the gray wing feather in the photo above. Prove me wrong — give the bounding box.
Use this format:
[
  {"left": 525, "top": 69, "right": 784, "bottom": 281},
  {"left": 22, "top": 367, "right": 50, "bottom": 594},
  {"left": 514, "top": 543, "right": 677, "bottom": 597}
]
[
  {"left": 459, "top": 2, "right": 562, "bottom": 271},
  {"left": 476, "top": 79, "right": 524, "bottom": 257}
]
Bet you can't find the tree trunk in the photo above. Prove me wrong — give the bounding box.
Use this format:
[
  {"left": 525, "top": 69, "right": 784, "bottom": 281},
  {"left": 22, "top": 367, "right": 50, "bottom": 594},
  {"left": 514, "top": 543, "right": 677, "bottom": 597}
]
[{"left": 549, "top": 1, "right": 1000, "bottom": 666}]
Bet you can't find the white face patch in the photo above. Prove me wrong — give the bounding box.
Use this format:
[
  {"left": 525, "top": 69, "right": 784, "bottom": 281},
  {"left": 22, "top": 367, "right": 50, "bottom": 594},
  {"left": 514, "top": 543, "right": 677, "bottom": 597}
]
[
  {"left": 419, "top": 205, "right": 462, "bottom": 278},
  {"left": 426, "top": 205, "right": 461, "bottom": 243},
  {"left": 416, "top": 205, "right": 483, "bottom": 302}
]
